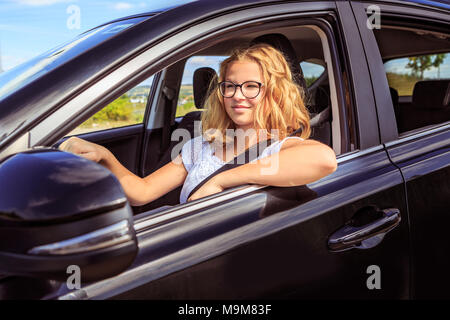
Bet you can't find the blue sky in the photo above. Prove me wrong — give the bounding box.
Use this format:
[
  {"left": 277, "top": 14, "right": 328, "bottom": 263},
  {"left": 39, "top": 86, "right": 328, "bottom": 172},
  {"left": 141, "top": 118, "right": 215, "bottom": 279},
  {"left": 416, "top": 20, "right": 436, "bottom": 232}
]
[{"left": 0, "top": 0, "right": 192, "bottom": 71}]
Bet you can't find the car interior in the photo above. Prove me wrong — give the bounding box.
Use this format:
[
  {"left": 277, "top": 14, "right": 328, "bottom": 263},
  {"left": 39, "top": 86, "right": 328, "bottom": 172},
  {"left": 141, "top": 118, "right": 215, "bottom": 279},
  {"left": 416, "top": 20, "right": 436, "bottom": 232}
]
[{"left": 131, "top": 25, "right": 336, "bottom": 213}]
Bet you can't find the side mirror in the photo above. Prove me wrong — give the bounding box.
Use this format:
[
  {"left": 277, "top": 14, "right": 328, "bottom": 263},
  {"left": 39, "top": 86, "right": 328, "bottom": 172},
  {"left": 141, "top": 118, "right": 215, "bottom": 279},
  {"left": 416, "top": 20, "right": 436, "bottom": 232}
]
[{"left": 0, "top": 148, "right": 138, "bottom": 283}]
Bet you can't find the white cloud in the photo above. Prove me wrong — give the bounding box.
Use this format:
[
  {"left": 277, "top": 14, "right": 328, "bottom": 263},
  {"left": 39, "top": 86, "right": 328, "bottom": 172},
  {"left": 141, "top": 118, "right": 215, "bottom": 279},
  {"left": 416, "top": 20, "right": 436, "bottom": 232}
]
[
  {"left": 0, "top": 23, "right": 36, "bottom": 33},
  {"left": 12, "top": 0, "right": 75, "bottom": 6},
  {"left": 113, "top": 2, "right": 133, "bottom": 10},
  {"left": 1, "top": 55, "right": 29, "bottom": 71},
  {"left": 189, "top": 56, "right": 223, "bottom": 65},
  {"left": 424, "top": 64, "right": 450, "bottom": 79},
  {"left": 0, "top": 23, "right": 68, "bottom": 38}
]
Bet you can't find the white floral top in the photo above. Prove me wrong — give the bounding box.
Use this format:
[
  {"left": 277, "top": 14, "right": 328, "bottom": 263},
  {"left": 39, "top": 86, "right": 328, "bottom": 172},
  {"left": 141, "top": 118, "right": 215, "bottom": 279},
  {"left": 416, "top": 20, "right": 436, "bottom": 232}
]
[{"left": 179, "top": 135, "right": 304, "bottom": 204}]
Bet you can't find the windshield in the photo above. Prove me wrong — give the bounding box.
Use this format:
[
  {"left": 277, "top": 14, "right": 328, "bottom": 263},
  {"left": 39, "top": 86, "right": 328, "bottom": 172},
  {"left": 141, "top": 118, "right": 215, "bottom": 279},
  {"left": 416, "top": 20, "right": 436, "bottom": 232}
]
[{"left": 0, "top": 17, "right": 146, "bottom": 102}]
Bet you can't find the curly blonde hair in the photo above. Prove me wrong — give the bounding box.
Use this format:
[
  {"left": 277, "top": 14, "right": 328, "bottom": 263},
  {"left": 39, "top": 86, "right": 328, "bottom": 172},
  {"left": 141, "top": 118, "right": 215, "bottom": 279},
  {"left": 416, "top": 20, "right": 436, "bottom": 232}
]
[{"left": 201, "top": 43, "right": 310, "bottom": 145}]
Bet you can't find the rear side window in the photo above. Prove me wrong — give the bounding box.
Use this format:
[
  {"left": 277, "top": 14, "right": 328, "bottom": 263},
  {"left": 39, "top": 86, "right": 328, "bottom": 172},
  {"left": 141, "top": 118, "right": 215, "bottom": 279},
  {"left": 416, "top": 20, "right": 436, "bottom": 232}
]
[{"left": 300, "top": 60, "right": 326, "bottom": 87}]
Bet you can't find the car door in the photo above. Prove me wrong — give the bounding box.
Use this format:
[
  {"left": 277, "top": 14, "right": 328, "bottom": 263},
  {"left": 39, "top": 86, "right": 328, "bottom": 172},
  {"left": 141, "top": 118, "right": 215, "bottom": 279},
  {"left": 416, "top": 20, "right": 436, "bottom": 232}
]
[
  {"left": 352, "top": 1, "right": 450, "bottom": 299},
  {"left": 53, "top": 1, "right": 411, "bottom": 300}
]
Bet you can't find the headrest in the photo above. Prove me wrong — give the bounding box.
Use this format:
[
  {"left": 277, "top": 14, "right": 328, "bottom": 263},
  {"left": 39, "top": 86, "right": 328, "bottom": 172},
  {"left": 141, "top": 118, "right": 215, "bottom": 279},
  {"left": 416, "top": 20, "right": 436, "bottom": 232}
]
[
  {"left": 412, "top": 80, "right": 450, "bottom": 109},
  {"left": 193, "top": 67, "right": 217, "bottom": 109},
  {"left": 250, "top": 33, "right": 309, "bottom": 102}
]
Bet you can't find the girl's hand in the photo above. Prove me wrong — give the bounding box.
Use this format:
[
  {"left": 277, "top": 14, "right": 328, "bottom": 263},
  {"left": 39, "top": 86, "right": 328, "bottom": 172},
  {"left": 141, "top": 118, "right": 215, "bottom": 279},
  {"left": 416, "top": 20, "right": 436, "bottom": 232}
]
[
  {"left": 187, "top": 176, "right": 224, "bottom": 202},
  {"left": 59, "top": 137, "right": 105, "bottom": 163}
]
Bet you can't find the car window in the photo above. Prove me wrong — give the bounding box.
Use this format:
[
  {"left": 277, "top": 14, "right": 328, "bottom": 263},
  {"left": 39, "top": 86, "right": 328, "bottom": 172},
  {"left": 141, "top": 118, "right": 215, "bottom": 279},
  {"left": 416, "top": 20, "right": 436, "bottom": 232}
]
[
  {"left": 300, "top": 60, "right": 326, "bottom": 87},
  {"left": 385, "top": 53, "right": 449, "bottom": 96},
  {"left": 176, "top": 56, "right": 226, "bottom": 118},
  {"left": 373, "top": 24, "right": 450, "bottom": 134},
  {"left": 67, "top": 75, "right": 154, "bottom": 135}
]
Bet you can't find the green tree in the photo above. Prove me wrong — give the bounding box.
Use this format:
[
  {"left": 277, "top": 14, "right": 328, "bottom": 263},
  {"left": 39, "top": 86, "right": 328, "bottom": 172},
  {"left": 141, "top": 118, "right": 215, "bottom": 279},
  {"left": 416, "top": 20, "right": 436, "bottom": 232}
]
[
  {"left": 406, "top": 54, "right": 446, "bottom": 79},
  {"left": 82, "top": 94, "right": 133, "bottom": 127},
  {"left": 94, "top": 94, "right": 132, "bottom": 121},
  {"left": 304, "top": 76, "right": 318, "bottom": 87}
]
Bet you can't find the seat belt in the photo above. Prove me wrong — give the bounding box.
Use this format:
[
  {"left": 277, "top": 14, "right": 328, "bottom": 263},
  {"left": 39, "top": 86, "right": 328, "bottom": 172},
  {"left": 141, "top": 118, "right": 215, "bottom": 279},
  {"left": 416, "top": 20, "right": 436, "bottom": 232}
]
[
  {"left": 161, "top": 85, "right": 176, "bottom": 155},
  {"left": 310, "top": 106, "right": 331, "bottom": 127},
  {"left": 187, "top": 137, "right": 274, "bottom": 200}
]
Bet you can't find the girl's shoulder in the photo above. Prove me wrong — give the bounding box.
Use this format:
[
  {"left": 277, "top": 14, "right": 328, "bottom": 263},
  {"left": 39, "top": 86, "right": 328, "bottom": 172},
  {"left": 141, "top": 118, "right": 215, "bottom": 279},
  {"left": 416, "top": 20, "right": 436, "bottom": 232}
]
[
  {"left": 277, "top": 135, "right": 304, "bottom": 148},
  {"left": 272, "top": 135, "right": 304, "bottom": 148},
  {"left": 261, "top": 136, "right": 304, "bottom": 157}
]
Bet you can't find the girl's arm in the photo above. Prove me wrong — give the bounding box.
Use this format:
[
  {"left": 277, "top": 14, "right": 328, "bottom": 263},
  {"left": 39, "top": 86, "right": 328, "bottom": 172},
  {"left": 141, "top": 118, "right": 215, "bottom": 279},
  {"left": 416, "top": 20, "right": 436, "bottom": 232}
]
[
  {"left": 59, "top": 137, "right": 187, "bottom": 206},
  {"left": 188, "top": 139, "right": 336, "bottom": 201}
]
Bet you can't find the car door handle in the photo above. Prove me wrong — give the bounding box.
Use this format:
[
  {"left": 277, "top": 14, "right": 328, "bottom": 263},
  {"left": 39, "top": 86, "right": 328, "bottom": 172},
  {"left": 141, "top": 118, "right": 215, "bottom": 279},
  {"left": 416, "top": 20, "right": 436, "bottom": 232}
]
[{"left": 328, "top": 208, "right": 401, "bottom": 252}]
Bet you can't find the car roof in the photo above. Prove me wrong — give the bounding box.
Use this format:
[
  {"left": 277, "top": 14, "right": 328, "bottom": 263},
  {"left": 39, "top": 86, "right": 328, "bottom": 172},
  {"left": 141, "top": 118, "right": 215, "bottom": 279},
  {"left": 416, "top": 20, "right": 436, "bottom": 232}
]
[
  {"left": 80, "top": 2, "right": 187, "bottom": 36},
  {"left": 103, "top": 0, "right": 450, "bottom": 23},
  {"left": 401, "top": 0, "right": 450, "bottom": 10}
]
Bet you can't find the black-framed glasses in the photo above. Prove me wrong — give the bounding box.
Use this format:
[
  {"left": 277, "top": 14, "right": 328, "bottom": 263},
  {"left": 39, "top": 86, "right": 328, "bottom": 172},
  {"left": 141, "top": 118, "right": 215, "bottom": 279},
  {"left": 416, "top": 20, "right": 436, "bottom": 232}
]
[{"left": 218, "top": 81, "right": 263, "bottom": 99}]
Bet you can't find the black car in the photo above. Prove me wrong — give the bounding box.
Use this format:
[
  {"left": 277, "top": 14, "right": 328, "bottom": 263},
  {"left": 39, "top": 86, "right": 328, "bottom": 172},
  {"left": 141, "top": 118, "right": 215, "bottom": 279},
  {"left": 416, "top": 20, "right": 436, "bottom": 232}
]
[{"left": 0, "top": 0, "right": 449, "bottom": 300}]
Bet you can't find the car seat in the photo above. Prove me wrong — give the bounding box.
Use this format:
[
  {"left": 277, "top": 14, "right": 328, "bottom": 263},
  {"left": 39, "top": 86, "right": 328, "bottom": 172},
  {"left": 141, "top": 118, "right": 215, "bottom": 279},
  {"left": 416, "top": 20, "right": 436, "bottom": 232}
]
[
  {"left": 310, "top": 84, "right": 332, "bottom": 146},
  {"left": 397, "top": 79, "right": 450, "bottom": 133},
  {"left": 171, "top": 67, "right": 217, "bottom": 143}
]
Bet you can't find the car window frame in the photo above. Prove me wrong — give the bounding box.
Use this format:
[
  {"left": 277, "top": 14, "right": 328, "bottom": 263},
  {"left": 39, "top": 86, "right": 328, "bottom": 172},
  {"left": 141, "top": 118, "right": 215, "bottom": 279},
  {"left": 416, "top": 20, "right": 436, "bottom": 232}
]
[
  {"left": 27, "top": 3, "right": 362, "bottom": 213},
  {"left": 28, "top": 4, "right": 356, "bottom": 220}
]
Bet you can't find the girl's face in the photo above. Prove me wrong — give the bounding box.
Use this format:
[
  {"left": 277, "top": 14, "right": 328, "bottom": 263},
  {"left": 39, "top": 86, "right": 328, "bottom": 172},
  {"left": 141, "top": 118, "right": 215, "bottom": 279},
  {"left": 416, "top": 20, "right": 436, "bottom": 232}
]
[{"left": 223, "top": 60, "right": 265, "bottom": 131}]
